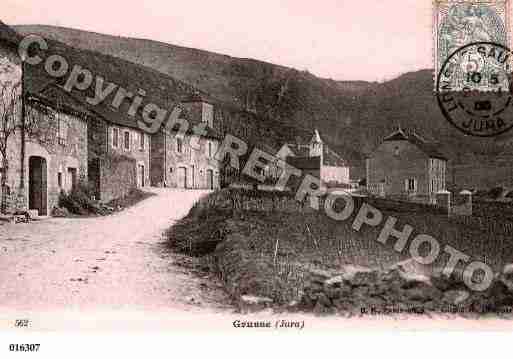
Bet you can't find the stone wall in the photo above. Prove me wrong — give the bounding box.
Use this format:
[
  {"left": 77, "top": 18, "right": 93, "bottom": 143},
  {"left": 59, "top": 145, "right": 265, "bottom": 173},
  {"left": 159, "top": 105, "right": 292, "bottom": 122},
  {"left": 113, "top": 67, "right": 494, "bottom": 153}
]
[
  {"left": 297, "top": 261, "right": 513, "bottom": 316},
  {"left": 25, "top": 102, "right": 88, "bottom": 214},
  {"left": 2, "top": 189, "right": 26, "bottom": 214},
  {"left": 152, "top": 118, "right": 221, "bottom": 189},
  {"left": 322, "top": 165, "right": 349, "bottom": 184},
  {"left": 89, "top": 118, "right": 150, "bottom": 201},
  {"left": 367, "top": 141, "right": 430, "bottom": 197},
  {"left": 198, "top": 189, "right": 321, "bottom": 214},
  {"left": 105, "top": 123, "right": 150, "bottom": 187},
  {"left": 199, "top": 189, "right": 448, "bottom": 216},
  {"left": 150, "top": 130, "right": 166, "bottom": 186},
  {"left": 98, "top": 154, "right": 137, "bottom": 203},
  {"left": 1, "top": 99, "right": 88, "bottom": 215}
]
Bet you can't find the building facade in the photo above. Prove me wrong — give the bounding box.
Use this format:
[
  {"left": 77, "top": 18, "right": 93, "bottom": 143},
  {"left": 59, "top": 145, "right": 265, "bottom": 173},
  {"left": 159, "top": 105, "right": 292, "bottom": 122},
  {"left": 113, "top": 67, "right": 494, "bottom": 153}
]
[
  {"left": 1, "top": 35, "right": 88, "bottom": 216},
  {"left": 276, "top": 129, "right": 350, "bottom": 187},
  {"left": 88, "top": 116, "right": 151, "bottom": 203},
  {"left": 366, "top": 128, "right": 447, "bottom": 203},
  {"left": 150, "top": 95, "right": 222, "bottom": 190}
]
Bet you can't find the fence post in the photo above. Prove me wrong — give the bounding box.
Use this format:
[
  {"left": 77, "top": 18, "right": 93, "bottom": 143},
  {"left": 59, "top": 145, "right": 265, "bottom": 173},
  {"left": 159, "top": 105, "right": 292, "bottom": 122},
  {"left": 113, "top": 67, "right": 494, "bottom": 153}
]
[{"left": 436, "top": 190, "right": 451, "bottom": 216}]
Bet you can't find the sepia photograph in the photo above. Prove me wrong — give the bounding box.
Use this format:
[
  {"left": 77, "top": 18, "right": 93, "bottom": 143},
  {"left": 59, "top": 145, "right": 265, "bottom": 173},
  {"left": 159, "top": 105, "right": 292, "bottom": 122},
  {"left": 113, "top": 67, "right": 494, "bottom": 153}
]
[{"left": 1, "top": 0, "right": 513, "bottom": 356}]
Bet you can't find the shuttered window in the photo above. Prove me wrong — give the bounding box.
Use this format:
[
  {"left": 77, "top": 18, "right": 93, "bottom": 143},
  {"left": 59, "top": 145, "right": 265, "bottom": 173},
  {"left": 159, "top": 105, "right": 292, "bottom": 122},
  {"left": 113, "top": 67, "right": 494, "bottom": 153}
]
[
  {"left": 140, "top": 132, "right": 145, "bottom": 150},
  {"left": 405, "top": 178, "right": 417, "bottom": 192},
  {"left": 57, "top": 117, "right": 68, "bottom": 145},
  {"left": 112, "top": 127, "right": 119, "bottom": 148},
  {"left": 124, "top": 131, "right": 130, "bottom": 151}
]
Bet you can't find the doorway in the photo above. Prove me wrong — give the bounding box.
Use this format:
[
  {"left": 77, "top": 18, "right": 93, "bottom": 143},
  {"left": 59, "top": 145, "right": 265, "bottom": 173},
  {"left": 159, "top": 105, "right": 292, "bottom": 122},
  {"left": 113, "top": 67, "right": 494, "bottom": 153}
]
[
  {"left": 29, "top": 156, "right": 47, "bottom": 216},
  {"left": 206, "top": 169, "right": 214, "bottom": 190},
  {"left": 177, "top": 167, "right": 187, "bottom": 188},
  {"left": 190, "top": 165, "right": 195, "bottom": 189},
  {"left": 137, "top": 164, "right": 145, "bottom": 187},
  {"left": 67, "top": 167, "right": 77, "bottom": 192}
]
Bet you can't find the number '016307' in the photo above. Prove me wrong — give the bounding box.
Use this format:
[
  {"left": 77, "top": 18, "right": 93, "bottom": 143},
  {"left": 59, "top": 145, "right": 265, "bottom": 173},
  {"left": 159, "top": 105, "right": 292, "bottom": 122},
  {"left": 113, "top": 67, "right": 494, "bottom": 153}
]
[{"left": 9, "top": 344, "right": 40, "bottom": 352}]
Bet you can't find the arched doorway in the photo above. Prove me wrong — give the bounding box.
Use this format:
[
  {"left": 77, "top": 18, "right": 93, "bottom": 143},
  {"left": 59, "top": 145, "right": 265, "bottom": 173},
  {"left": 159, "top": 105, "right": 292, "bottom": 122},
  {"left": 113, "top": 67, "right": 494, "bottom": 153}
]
[{"left": 29, "top": 156, "right": 47, "bottom": 216}]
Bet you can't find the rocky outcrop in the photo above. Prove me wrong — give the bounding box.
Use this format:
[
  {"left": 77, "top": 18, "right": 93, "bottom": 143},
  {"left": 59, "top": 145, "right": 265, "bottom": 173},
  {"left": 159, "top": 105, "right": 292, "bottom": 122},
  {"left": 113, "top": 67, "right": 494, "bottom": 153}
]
[{"left": 297, "top": 260, "right": 513, "bottom": 316}]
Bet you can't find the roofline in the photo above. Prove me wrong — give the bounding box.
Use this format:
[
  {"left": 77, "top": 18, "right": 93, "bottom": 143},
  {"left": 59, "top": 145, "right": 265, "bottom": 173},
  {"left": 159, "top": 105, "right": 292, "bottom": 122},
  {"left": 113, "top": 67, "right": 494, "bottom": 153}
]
[{"left": 26, "top": 93, "right": 93, "bottom": 122}]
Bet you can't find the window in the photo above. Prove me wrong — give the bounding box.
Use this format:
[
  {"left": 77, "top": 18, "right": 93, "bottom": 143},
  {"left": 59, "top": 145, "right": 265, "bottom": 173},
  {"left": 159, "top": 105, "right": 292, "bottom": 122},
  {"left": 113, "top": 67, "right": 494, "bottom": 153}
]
[
  {"left": 407, "top": 178, "right": 416, "bottom": 192},
  {"left": 124, "top": 131, "right": 130, "bottom": 151},
  {"left": 57, "top": 117, "right": 68, "bottom": 145},
  {"left": 177, "top": 137, "right": 183, "bottom": 153},
  {"left": 67, "top": 168, "right": 77, "bottom": 192},
  {"left": 112, "top": 127, "right": 119, "bottom": 148},
  {"left": 394, "top": 146, "right": 400, "bottom": 156},
  {"left": 206, "top": 141, "right": 213, "bottom": 158},
  {"left": 140, "top": 132, "right": 145, "bottom": 150},
  {"left": 58, "top": 172, "right": 62, "bottom": 188}
]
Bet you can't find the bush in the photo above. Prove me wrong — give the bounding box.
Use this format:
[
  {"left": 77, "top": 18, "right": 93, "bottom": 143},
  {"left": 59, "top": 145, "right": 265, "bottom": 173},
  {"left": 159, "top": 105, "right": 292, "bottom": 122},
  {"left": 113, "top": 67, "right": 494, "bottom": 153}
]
[
  {"left": 58, "top": 181, "right": 101, "bottom": 215},
  {"left": 106, "top": 188, "right": 154, "bottom": 209},
  {"left": 51, "top": 206, "right": 70, "bottom": 217},
  {"left": 488, "top": 187, "right": 504, "bottom": 200}
]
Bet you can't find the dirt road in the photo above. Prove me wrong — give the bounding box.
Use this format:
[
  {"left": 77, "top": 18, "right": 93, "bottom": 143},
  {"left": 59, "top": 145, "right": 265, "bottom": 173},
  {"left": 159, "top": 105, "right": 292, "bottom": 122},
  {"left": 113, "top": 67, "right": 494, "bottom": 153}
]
[{"left": 0, "top": 188, "right": 232, "bottom": 313}]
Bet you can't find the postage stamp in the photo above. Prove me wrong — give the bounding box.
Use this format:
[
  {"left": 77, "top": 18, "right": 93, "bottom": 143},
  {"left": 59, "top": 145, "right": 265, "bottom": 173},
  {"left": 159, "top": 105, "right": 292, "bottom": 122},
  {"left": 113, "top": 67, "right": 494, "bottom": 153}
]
[
  {"left": 437, "top": 41, "right": 513, "bottom": 136},
  {"left": 434, "top": 0, "right": 510, "bottom": 87}
]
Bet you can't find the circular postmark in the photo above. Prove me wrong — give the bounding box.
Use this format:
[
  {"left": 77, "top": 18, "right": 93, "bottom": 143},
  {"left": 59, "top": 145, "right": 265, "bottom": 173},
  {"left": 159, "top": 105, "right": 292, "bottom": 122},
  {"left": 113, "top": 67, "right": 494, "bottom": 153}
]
[{"left": 437, "top": 41, "right": 513, "bottom": 137}]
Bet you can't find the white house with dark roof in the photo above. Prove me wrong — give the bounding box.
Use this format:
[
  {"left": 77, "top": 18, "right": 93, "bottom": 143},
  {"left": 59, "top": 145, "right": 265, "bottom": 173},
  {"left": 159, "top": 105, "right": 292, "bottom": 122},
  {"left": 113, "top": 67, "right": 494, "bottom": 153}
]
[
  {"left": 276, "top": 129, "right": 350, "bottom": 186},
  {"left": 366, "top": 127, "right": 448, "bottom": 202}
]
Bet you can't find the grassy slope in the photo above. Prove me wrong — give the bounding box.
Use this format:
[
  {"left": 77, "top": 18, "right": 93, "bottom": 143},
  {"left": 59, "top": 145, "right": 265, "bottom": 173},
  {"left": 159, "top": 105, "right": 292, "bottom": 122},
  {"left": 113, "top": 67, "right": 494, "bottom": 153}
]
[{"left": 167, "top": 189, "right": 513, "bottom": 306}]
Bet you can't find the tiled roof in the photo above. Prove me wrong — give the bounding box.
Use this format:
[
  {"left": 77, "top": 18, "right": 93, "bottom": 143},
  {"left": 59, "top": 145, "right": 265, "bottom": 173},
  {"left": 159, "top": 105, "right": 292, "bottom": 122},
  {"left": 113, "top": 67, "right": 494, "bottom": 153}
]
[
  {"left": 407, "top": 134, "right": 447, "bottom": 160},
  {"left": 323, "top": 146, "right": 347, "bottom": 166},
  {"left": 167, "top": 122, "right": 222, "bottom": 140},
  {"left": 0, "top": 21, "right": 224, "bottom": 142},
  {"left": 286, "top": 156, "right": 321, "bottom": 170},
  {"left": 28, "top": 84, "right": 98, "bottom": 119},
  {"left": 382, "top": 129, "right": 447, "bottom": 160},
  {"left": 2, "top": 24, "right": 203, "bottom": 132},
  {"left": 181, "top": 92, "right": 215, "bottom": 104},
  {"left": 285, "top": 144, "right": 310, "bottom": 157},
  {"left": 383, "top": 128, "right": 408, "bottom": 142}
]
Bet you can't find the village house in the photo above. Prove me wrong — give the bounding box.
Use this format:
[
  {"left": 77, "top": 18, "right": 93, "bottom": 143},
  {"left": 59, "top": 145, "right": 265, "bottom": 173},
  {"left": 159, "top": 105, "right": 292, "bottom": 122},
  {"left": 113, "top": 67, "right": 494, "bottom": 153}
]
[
  {"left": 275, "top": 129, "right": 350, "bottom": 187},
  {"left": 1, "top": 33, "right": 89, "bottom": 216},
  {"left": 366, "top": 128, "right": 448, "bottom": 203},
  {"left": 150, "top": 94, "right": 222, "bottom": 190},
  {"left": 87, "top": 111, "right": 151, "bottom": 203}
]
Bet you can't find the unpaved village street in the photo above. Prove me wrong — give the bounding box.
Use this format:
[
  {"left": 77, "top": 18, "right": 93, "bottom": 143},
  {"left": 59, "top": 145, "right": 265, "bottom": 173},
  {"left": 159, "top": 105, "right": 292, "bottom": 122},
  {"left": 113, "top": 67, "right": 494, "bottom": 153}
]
[{"left": 0, "top": 189, "right": 232, "bottom": 313}]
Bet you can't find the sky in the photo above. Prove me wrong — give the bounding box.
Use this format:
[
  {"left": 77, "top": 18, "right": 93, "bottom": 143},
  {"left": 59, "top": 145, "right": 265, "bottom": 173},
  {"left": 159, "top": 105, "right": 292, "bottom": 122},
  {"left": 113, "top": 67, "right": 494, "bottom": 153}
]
[{"left": 3, "top": 0, "right": 433, "bottom": 81}]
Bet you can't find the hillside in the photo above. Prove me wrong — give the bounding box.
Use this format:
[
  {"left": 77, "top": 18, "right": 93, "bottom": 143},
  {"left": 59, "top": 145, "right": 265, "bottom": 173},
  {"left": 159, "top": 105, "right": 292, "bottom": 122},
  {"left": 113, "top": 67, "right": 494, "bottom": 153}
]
[{"left": 12, "top": 24, "right": 513, "bottom": 187}]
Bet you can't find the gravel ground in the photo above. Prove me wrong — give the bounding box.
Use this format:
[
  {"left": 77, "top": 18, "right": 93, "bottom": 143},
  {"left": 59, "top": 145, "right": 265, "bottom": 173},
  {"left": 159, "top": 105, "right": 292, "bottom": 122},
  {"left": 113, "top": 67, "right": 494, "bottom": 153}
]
[{"left": 0, "top": 188, "right": 232, "bottom": 313}]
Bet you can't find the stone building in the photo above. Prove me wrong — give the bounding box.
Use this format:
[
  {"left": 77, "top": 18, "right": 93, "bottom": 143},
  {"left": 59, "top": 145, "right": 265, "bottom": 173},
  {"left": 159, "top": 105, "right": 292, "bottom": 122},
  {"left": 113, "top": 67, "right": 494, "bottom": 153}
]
[
  {"left": 88, "top": 116, "right": 151, "bottom": 202},
  {"left": 366, "top": 128, "right": 448, "bottom": 203},
  {"left": 150, "top": 94, "right": 222, "bottom": 189},
  {"left": 1, "top": 29, "right": 89, "bottom": 216},
  {"left": 276, "top": 129, "right": 350, "bottom": 186}
]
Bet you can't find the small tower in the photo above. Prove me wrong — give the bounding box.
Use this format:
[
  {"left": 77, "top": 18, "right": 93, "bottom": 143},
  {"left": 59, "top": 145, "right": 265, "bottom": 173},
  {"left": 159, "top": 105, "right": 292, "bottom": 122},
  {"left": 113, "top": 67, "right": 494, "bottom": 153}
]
[
  {"left": 309, "top": 129, "right": 323, "bottom": 159},
  {"left": 181, "top": 92, "right": 214, "bottom": 128}
]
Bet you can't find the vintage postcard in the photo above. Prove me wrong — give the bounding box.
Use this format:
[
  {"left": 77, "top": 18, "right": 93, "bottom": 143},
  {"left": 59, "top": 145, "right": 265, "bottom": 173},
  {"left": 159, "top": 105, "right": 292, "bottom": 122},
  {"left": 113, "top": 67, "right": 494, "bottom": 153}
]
[{"left": 1, "top": 0, "right": 513, "bottom": 356}]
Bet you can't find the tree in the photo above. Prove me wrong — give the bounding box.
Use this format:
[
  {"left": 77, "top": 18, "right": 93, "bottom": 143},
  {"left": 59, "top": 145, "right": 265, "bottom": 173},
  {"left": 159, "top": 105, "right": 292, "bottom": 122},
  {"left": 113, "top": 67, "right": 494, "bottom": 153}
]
[{"left": 0, "top": 82, "right": 21, "bottom": 213}]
